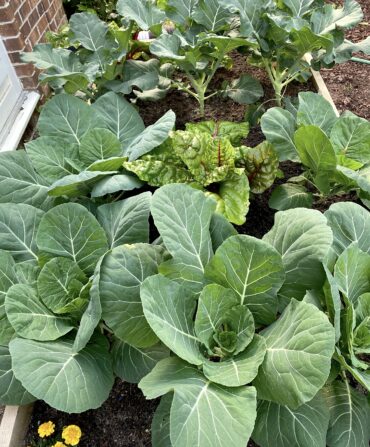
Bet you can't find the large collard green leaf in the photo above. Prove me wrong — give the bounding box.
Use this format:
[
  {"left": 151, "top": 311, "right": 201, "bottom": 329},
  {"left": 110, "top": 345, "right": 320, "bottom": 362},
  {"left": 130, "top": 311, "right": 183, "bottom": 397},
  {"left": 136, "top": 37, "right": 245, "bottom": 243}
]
[
  {"left": 325, "top": 380, "right": 370, "bottom": 447},
  {"left": 261, "top": 107, "right": 298, "bottom": 161},
  {"left": 69, "top": 12, "right": 109, "bottom": 53},
  {"left": 116, "top": 0, "right": 165, "bottom": 29},
  {"left": 297, "top": 92, "right": 338, "bottom": 135},
  {"left": 140, "top": 356, "right": 257, "bottom": 447},
  {"left": 224, "top": 74, "right": 264, "bottom": 105},
  {"left": 5, "top": 284, "right": 74, "bottom": 341},
  {"left": 202, "top": 335, "right": 266, "bottom": 387},
  {"left": 113, "top": 59, "right": 161, "bottom": 95},
  {"left": 91, "top": 174, "right": 143, "bottom": 198},
  {"left": 99, "top": 244, "right": 164, "bottom": 348},
  {"left": 10, "top": 333, "right": 114, "bottom": 413},
  {"left": 324, "top": 266, "right": 342, "bottom": 343},
  {"left": 151, "top": 184, "right": 215, "bottom": 291},
  {"left": 209, "top": 213, "right": 237, "bottom": 252},
  {"left": 294, "top": 125, "right": 336, "bottom": 192},
  {"left": 92, "top": 92, "right": 145, "bottom": 147},
  {"left": 125, "top": 110, "right": 176, "bottom": 161},
  {"left": 282, "top": 0, "right": 315, "bottom": 17},
  {"left": 78, "top": 128, "right": 122, "bottom": 167},
  {"left": 37, "top": 257, "right": 88, "bottom": 314},
  {"left": 205, "top": 235, "right": 285, "bottom": 324},
  {"left": 73, "top": 260, "right": 102, "bottom": 352},
  {"left": 0, "top": 204, "right": 43, "bottom": 262},
  {"left": 97, "top": 193, "right": 151, "bottom": 248},
  {"left": 26, "top": 136, "right": 79, "bottom": 182},
  {"left": 38, "top": 94, "right": 96, "bottom": 145},
  {"left": 166, "top": 0, "right": 197, "bottom": 25},
  {"left": 0, "top": 150, "right": 51, "bottom": 208},
  {"left": 0, "top": 345, "right": 35, "bottom": 405},
  {"left": 311, "top": 0, "right": 364, "bottom": 34},
  {"left": 112, "top": 339, "right": 170, "bottom": 384},
  {"left": 334, "top": 244, "right": 370, "bottom": 304},
  {"left": 253, "top": 299, "right": 335, "bottom": 409},
  {"left": 325, "top": 202, "right": 370, "bottom": 262},
  {"left": 192, "top": 0, "right": 232, "bottom": 31},
  {"left": 252, "top": 392, "right": 330, "bottom": 447},
  {"left": 141, "top": 275, "right": 202, "bottom": 365},
  {"left": 331, "top": 113, "right": 370, "bottom": 163},
  {"left": 269, "top": 183, "right": 314, "bottom": 211},
  {"left": 48, "top": 171, "right": 115, "bottom": 198},
  {"left": 15, "top": 260, "right": 40, "bottom": 287},
  {"left": 152, "top": 393, "right": 172, "bottom": 447},
  {"left": 36, "top": 203, "right": 108, "bottom": 275},
  {"left": 263, "top": 208, "right": 333, "bottom": 301},
  {"left": 150, "top": 34, "right": 185, "bottom": 61},
  {"left": 0, "top": 251, "right": 17, "bottom": 344}
]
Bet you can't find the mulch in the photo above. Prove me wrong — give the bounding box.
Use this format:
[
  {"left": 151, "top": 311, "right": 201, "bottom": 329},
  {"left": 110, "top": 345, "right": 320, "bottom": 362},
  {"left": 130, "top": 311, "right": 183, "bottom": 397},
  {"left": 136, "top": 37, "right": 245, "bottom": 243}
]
[{"left": 24, "top": 1, "right": 369, "bottom": 446}]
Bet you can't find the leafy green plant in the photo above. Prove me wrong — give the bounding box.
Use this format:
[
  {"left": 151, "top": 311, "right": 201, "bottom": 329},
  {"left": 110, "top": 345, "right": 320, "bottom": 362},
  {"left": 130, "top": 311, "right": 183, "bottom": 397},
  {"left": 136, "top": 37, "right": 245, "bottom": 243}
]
[
  {"left": 112, "top": 0, "right": 264, "bottom": 115},
  {"left": 63, "top": 0, "right": 116, "bottom": 21},
  {"left": 218, "top": 0, "right": 370, "bottom": 105},
  {"left": 261, "top": 92, "right": 370, "bottom": 210},
  {"left": 134, "top": 183, "right": 346, "bottom": 447},
  {"left": 0, "top": 92, "right": 175, "bottom": 210},
  {"left": 124, "top": 120, "right": 279, "bottom": 224}
]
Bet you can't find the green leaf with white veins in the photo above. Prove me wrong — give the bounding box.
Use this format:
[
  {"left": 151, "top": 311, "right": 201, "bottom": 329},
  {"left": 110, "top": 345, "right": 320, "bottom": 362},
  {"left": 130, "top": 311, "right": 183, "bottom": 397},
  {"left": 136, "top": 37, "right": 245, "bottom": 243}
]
[
  {"left": 330, "top": 113, "right": 370, "bottom": 163},
  {"left": 325, "top": 380, "right": 370, "bottom": 447},
  {"left": 5, "top": 284, "right": 74, "bottom": 341},
  {"left": 311, "top": 0, "right": 364, "bottom": 34},
  {"left": 297, "top": 92, "right": 338, "bottom": 135},
  {"left": 269, "top": 183, "right": 313, "bottom": 211},
  {"left": 151, "top": 185, "right": 215, "bottom": 291},
  {"left": 0, "top": 151, "right": 51, "bottom": 208},
  {"left": 0, "top": 345, "right": 35, "bottom": 405},
  {"left": 92, "top": 92, "right": 145, "bottom": 147},
  {"left": 150, "top": 34, "right": 185, "bottom": 61},
  {"left": 203, "top": 335, "right": 266, "bottom": 387},
  {"left": 100, "top": 244, "right": 164, "bottom": 348},
  {"left": 0, "top": 204, "right": 43, "bottom": 262},
  {"left": 206, "top": 235, "right": 285, "bottom": 325},
  {"left": 152, "top": 393, "right": 172, "bottom": 447},
  {"left": 253, "top": 392, "right": 330, "bottom": 447},
  {"left": 167, "top": 0, "right": 197, "bottom": 25},
  {"left": 325, "top": 202, "right": 370, "bottom": 262},
  {"left": 26, "top": 136, "right": 80, "bottom": 182},
  {"left": 79, "top": 128, "right": 122, "bottom": 167},
  {"left": 253, "top": 299, "right": 335, "bottom": 408},
  {"left": 334, "top": 244, "right": 370, "bottom": 305},
  {"left": 10, "top": 333, "right": 114, "bottom": 413},
  {"left": 90, "top": 174, "right": 143, "bottom": 198},
  {"left": 139, "top": 356, "right": 257, "bottom": 447},
  {"left": 261, "top": 107, "right": 298, "bottom": 161},
  {"left": 38, "top": 94, "right": 96, "bottom": 145},
  {"left": 225, "top": 74, "right": 264, "bottom": 105},
  {"left": 192, "top": 0, "right": 232, "bottom": 31},
  {"left": 0, "top": 251, "right": 18, "bottom": 344},
  {"left": 112, "top": 339, "right": 170, "bottom": 384},
  {"left": 125, "top": 110, "right": 176, "bottom": 161},
  {"left": 97, "top": 192, "right": 151, "bottom": 249},
  {"left": 116, "top": 0, "right": 165, "bottom": 29},
  {"left": 263, "top": 208, "right": 333, "bottom": 301},
  {"left": 37, "top": 257, "right": 88, "bottom": 314},
  {"left": 282, "top": 0, "right": 315, "bottom": 17},
  {"left": 69, "top": 13, "right": 109, "bottom": 53},
  {"left": 141, "top": 274, "right": 202, "bottom": 365},
  {"left": 36, "top": 203, "right": 108, "bottom": 275}
]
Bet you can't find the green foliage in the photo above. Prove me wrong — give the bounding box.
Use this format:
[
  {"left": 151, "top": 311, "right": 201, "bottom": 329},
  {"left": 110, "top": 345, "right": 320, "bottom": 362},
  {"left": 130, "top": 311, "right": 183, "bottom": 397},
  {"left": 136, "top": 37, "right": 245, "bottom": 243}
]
[
  {"left": 124, "top": 120, "right": 278, "bottom": 224},
  {"left": 139, "top": 183, "right": 337, "bottom": 447},
  {"left": 262, "top": 93, "right": 370, "bottom": 209}
]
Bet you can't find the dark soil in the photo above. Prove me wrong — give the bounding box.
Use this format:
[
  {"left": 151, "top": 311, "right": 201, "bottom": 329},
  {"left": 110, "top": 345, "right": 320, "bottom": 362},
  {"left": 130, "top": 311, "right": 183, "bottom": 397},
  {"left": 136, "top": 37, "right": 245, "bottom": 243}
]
[
  {"left": 24, "top": 1, "right": 369, "bottom": 446},
  {"left": 322, "top": 0, "right": 370, "bottom": 119}
]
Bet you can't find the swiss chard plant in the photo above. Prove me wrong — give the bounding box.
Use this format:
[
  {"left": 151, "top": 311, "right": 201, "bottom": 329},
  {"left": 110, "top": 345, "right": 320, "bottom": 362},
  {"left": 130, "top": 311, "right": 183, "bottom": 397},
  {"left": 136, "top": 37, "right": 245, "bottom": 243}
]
[
  {"left": 0, "top": 91, "right": 175, "bottom": 210},
  {"left": 218, "top": 0, "right": 370, "bottom": 105},
  {"left": 261, "top": 92, "right": 370, "bottom": 210},
  {"left": 115, "top": 0, "right": 264, "bottom": 115},
  {"left": 124, "top": 120, "right": 279, "bottom": 225},
  {"left": 135, "top": 183, "right": 348, "bottom": 447}
]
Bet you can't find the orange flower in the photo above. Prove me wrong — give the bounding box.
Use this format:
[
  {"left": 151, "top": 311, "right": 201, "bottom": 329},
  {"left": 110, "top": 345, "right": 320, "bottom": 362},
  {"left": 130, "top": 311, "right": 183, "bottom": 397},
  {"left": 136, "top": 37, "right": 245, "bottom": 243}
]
[
  {"left": 62, "top": 425, "right": 82, "bottom": 446},
  {"left": 38, "top": 421, "right": 55, "bottom": 438}
]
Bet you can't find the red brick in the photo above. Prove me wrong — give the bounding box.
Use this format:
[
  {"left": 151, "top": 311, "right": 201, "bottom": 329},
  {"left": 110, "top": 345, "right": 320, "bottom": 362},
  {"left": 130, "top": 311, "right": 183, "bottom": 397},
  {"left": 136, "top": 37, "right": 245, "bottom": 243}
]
[{"left": 3, "top": 34, "right": 24, "bottom": 52}]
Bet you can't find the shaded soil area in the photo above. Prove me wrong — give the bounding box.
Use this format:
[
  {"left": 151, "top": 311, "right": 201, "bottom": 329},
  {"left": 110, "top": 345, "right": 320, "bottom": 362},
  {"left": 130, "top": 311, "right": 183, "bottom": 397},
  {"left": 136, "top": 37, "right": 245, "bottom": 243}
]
[
  {"left": 24, "top": 2, "right": 369, "bottom": 446},
  {"left": 322, "top": 0, "right": 370, "bottom": 119}
]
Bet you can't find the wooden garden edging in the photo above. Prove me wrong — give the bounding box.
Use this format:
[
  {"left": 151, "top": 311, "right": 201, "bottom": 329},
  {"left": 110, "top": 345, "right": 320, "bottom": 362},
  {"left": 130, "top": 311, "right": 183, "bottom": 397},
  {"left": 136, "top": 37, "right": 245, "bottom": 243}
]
[{"left": 0, "top": 60, "right": 340, "bottom": 447}]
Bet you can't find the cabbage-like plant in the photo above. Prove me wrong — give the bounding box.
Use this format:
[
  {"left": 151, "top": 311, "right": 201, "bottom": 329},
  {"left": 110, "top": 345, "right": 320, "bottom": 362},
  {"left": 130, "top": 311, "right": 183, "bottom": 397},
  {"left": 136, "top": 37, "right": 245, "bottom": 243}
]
[
  {"left": 0, "top": 92, "right": 175, "bottom": 209},
  {"left": 116, "top": 0, "right": 264, "bottom": 115},
  {"left": 261, "top": 92, "right": 370, "bottom": 210},
  {"left": 124, "top": 120, "right": 279, "bottom": 224},
  {"left": 136, "top": 183, "right": 341, "bottom": 447},
  {"left": 218, "top": 0, "right": 370, "bottom": 105}
]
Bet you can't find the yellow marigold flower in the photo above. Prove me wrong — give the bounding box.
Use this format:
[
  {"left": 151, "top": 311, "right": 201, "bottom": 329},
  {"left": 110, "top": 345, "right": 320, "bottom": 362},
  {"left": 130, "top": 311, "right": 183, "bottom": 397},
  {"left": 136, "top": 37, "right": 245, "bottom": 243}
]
[
  {"left": 53, "top": 443, "right": 67, "bottom": 447},
  {"left": 38, "top": 421, "right": 55, "bottom": 438},
  {"left": 62, "top": 425, "right": 82, "bottom": 446}
]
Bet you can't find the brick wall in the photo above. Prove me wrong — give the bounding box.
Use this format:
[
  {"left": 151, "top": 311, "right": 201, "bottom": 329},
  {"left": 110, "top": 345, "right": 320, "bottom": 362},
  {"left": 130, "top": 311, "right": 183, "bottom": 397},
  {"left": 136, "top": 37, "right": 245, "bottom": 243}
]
[{"left": 0, "top": 0, "right": 66, "bottom": 90}]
